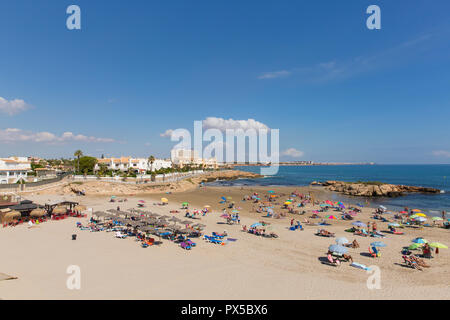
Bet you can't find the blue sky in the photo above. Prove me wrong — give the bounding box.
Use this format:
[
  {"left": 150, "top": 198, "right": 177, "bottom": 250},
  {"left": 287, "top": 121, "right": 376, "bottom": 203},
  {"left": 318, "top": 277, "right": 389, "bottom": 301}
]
[{"left": 1, "top": 0, "right": 450, "bottom": 163}]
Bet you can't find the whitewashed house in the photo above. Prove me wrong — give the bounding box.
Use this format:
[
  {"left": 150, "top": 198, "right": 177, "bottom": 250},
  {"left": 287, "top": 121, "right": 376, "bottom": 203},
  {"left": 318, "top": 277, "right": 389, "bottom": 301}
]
[
  {"left": 171, "top": 149, "right": 218, "bottom": 169},
  {"left": 0, "top": 157, "right": 31, "bottom": 184},
  {"left": 95, "top": 157, "right": 172, "bottom": 173}
]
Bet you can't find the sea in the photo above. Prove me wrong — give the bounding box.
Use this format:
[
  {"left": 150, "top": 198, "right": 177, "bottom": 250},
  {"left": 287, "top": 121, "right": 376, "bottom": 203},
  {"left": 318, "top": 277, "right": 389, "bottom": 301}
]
[{"left": 207, "top": 165, "right": 450, "bottom": 216}]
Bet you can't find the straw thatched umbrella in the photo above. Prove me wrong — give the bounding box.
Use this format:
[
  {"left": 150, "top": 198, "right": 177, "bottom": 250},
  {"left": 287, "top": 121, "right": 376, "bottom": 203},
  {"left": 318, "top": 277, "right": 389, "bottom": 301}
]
[
  {"left": 74, "top": 205, "right": 86, "bottom": 212},
  {"left": 2, "top": 210, "right": 21, "bottom": 223},
  {"left": 30, "top": 208, "right": 46, "bottom": 218},
  {"left": 53, "top": 207, "right": 67, "bottom": 215}
]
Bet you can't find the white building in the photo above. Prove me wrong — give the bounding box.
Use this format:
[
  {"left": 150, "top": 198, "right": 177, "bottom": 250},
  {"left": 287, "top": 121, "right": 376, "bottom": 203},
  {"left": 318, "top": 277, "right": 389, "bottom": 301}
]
[
  {"left": 0, "top": 157, "right": 31, "bottom": 184},
  {"left": 95, "top": 157, "right": 172, "bottom": 173},
  {"left": 171, "top": 149, "right": 218, "bottom": 169},
  {"left": 149, "top": 158, "right": 172, "bottom": 171}
]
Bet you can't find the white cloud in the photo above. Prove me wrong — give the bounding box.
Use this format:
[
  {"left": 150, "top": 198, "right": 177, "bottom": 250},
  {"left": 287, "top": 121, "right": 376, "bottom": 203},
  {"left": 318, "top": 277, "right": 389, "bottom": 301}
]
[
  {"left": 202, "top": 117, "right": 270, "bottom": 132},
  {"left": 160, "top": 129, "right": 174, "bottom": 138},
  {"left": 257, "top": 70, "right": 291, "bottom": 80},
  {"left": 432, "top": 150, "right": 450, "bottom": 158},
  {"left": 0, "top": 97, "right": 31, "bottom": 115},
  {"left": 281, "top": 148, "right": 304, "bottom": 158},
  {"left": 0, "top": 128, "right": 115, "bottom": 144}
]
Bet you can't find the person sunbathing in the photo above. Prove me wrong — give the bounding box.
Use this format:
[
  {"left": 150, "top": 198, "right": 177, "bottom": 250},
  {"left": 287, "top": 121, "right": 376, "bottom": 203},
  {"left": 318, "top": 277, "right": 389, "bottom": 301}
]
[
  {"left": 410, "top": 255, "right": 430, "bottom": 268},
  {"left": 349, "top": 239, "right": 360, "bottom": 248},
  {"left": 326, "top": 251, "right": 341, "bottom": 266},
  {"left": 317, "top": 229, "right": 335, "bottom": 237},
  {"left": 342, "top": 254, "right": 353, "bottom": 263},
  {"left": 303, "top": 218, "right": 311, "bottom": 224}
]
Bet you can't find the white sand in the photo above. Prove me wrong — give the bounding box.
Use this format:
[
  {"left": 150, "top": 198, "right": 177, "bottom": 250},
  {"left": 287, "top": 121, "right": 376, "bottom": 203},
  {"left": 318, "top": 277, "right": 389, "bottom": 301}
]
[{"left": 1, "top": 188, "right": 449, "bottom": 300}]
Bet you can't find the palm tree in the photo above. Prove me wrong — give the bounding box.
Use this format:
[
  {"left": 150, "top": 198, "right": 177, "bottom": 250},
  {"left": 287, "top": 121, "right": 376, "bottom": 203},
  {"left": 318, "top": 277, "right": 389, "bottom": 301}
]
[
  {"left": 74, "top": 150, "right": 83, "bottom": 174},
  {"left": 148, "top": 155, "right": 155, "bottom": 172}
]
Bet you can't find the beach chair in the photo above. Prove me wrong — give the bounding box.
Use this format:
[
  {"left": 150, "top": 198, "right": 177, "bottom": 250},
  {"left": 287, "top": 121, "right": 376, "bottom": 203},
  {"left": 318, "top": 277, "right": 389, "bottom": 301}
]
[
  {"left": 180, "top": 242, "right": 192, "bottom": 250},
  {"left": 369, "top": 246, "right": 380, "bottom": 258},
  {"left": 115, "top": 231, "right": 127, "bottom": 239},
  {"left": 186, "top": 239, "right": 196, "bottom": 247}
]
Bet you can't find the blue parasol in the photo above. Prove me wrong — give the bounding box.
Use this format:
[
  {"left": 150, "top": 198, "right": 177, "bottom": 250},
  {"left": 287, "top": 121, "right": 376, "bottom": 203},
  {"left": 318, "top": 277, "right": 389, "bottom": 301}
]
[
  {"left": 370, "top": 241, "right": 386, "bottom": 247},
  {"left": 352, "top": 221, "right": 367, "bottom": 227},
  {"left": 328, "top": 244, "right": 348, "bottom": 254},
  {"left": 335, "top": 237, "right": 349, "bottom": 245}
]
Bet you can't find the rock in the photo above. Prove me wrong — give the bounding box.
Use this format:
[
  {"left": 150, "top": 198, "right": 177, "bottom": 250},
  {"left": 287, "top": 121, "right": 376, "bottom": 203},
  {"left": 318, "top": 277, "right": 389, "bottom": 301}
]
[{"left": 324, "top": 181, "right": 440, "bottom": 197}]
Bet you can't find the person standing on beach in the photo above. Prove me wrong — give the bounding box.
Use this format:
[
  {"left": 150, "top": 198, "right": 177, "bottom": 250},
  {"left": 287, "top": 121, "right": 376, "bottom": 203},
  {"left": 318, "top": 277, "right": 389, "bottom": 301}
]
[{"left": 443, "top": 211, "right": 446, "bottom": 220}]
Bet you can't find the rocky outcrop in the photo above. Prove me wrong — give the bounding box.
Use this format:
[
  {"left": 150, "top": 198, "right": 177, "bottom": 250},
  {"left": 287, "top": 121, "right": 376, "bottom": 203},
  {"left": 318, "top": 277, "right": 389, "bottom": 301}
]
[
  {"left": 311, "top": 181, "right": 440, "bottom": 197},
  {"left": 198, "top": 170, "right": 262, "bottom": 183}
]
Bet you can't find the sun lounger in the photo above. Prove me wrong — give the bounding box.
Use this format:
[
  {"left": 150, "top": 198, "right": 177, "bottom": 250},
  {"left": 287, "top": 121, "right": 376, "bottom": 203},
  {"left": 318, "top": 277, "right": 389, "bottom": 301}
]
[
  {"left": 115, "top": 231, "right": 127, "bottom": 239},
  {"left": 180, "top": 242, "right": 192, "bottom": 250},
  {"left": 185, "top": 239, "right": 196, "bottom": 247}
]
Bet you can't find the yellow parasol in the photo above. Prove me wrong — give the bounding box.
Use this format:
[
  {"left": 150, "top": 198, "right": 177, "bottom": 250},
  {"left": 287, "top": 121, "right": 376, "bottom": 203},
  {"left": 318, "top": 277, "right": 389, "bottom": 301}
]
[{"left": 161, "top": 198, "right": 168, "bottom": 203}]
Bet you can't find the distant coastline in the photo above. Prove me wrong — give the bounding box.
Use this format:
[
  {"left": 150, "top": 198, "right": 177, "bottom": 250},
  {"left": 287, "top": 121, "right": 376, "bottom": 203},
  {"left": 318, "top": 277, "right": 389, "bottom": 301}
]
[{"left": 224, "top": 162, "right": 375, "bottom": 167}]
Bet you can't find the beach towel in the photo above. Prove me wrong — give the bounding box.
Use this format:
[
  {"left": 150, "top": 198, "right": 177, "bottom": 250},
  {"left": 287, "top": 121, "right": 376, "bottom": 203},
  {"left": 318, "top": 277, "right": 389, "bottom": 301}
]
[
  {"left": 350, "top": 263, "right": 371, "bottom": 271},
  {"left": 226, "top": 238, "right": 237, "bottom": 242}
]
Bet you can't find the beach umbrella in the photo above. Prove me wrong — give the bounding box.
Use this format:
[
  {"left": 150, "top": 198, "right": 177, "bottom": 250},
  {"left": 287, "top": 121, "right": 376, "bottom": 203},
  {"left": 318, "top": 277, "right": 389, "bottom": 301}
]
[
  {"left": 268, "top": 190, "right": 275, "bottom": 194},
  {"left": 335, "top": 237, "right": 349, "bottom": 245},
  {"left": 328, "top": 244, "right": 348, "bottom": 254},
  {"left": 431, "top": 217, "right": 443, "bottom": 221},
  {"left": 138, "top": 200, "right": 145, "bottom": 203},
  {"left": 220, "top": 214, "right": 229, "bottom": 218},
  {"left": 251, "top": 222, "right": 263, "bottom": 228},
  {"left": 221, "top": 197, "right": 226, "bottom": 201},
  {"left": 370, "top": 241, "right": 386, "bottom": 247},
  {"left": 357, "top": 203, "right": 364, "bottom": 207},
  {"left": 414, "top": 217, "right": 427, "bottom": 222},
  {"left": 110, "top": 196, "right": 116, "bottom": 199},
  {"left": 429, "top": 242, "right": 448, "bottom": 249},
  {"left": 399, "top": 211, "right": 407, "bottom": 214},
  {"left": 74, "top": 205, "right": 86, "bottom": 211},
  {"left": 352, "top": 221, "right": 367, "bottom": 227},
  {"left": 182, "top": 202, "right": 189, "bottom": 207},
  {"left": 227, "top": 196, "right": 232, "bottom": 200},
  {"left": 412, "top": 237, "right": 427, "bottom": 244},
  {"left": 204, "top": 205, "right": 211, "bottom": 208},
  {"left": 284, "top": 202, "right": 292, "bottom": 205},
  {"left": 408, "top": 243, "right": 423, "bottom": 250},
  {"left": 339, "top": 203, "right": 345, "bottom": 209},
  {"left": 3, "top": 210, "right": 21, "bottom": 222},
  {"left": 30, "top": 209, "right": 46, "bottom": 218},
  {"left": 325, "top": 215, "right": 337, "bottom": 220},
  {"left": 232, "top": 210, "right": 239, "bottom": 213},
  {"left": 412, "top": 209, "right": 421, "bottom": 212},
  {"left": 161, "top": 198, "right": 168, "bottom": 203},
  {"left": 412, "top": 213, "right": 426, "bottom": 217},
  {"left": 53, "top": 207, "right": 67, "bottom": 214}
]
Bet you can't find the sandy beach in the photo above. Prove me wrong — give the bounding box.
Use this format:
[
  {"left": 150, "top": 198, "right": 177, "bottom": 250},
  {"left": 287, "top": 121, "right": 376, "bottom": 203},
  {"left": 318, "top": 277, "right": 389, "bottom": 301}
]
[{"left": 1, "top": 184, "right": 449, "bottom": 300}]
